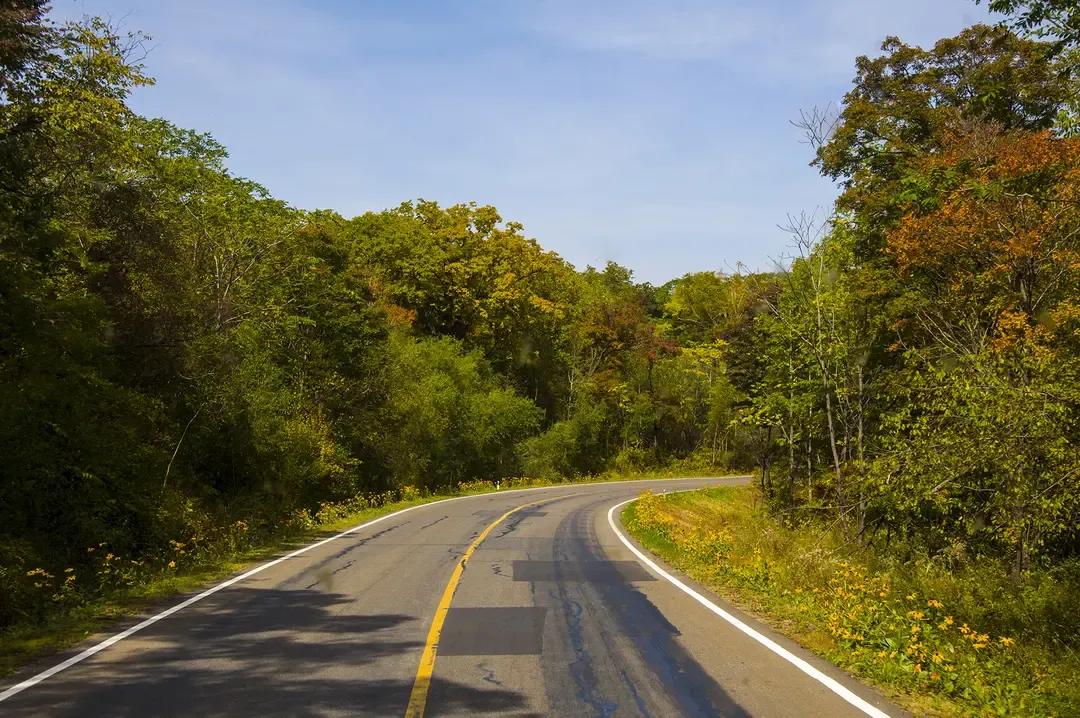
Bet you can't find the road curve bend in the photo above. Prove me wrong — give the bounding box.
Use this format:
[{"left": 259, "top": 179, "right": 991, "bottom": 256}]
[{"left": 0, "top": 477, "right": 903, "bottom": 717}]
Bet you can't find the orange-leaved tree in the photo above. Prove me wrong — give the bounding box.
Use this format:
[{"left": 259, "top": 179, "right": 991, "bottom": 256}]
[{"left": 876, "top": 123, "right": 1079, "bottom": 574}]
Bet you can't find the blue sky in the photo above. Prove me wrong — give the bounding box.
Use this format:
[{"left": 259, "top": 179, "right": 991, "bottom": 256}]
[{"left": 51, "top": 0, "right": 993, "bottom": 283}]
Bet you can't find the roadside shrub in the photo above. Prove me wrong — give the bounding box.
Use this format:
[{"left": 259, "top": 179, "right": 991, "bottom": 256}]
[
  {"left": 518, "top": 403, "right": 608, "bottom": 479},
  {"left": 612, "top": 447, "right": 652, "bottom": 474},
  {"left": 377, "top": 335, "right": 542, "bottom": 489}
]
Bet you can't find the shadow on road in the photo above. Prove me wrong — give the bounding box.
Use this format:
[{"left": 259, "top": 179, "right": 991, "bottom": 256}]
[
  {"left": 539, "top": 498, "right": 751, "bottom": 718},
  {"left": 6, "top": 586, "right": 533, "bottom": 717}
]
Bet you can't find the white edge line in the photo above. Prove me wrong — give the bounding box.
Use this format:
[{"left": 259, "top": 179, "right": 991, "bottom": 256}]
[
  {"left": 0, "top": 475, "right": 731, "bottom": 703},
  {"left": 606, "top": 491, "right": 893, "bottom": 718}
]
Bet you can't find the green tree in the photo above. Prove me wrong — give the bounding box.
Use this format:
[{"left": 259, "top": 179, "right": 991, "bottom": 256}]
[
  {"left": 980, "top": 0, "right": 1080, "bottom": 47},
  {"left": 0, "top": 0, "right": 52, "bottom": 93},
  {"left": 377, "top": 334, "right": 541, "bottom": 490},
  {"left": 349, "top": 200, "right": 576, "bottom": 415}
]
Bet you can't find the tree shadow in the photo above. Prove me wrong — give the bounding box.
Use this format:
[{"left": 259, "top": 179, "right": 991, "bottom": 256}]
[
  {"left": 543, "top": 499, "right": 751, "bottom": 718},
  {"left": 6, "top": 587, "right": 534, "bottom": 717}
]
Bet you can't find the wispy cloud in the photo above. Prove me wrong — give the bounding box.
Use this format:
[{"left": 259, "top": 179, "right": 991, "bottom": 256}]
[
  {"left": 49, "top": 0, "right": 996, "bottom": 283},
  {"left": 520, "top": 0, "right": 992, "bottom": 80},
  {"left": 525, "top": 0, "right": 760, "bottom": 61}
]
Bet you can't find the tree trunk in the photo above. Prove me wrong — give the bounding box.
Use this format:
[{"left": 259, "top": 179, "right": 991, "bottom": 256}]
[
  {"left": 760, "top": 427, "right": 773, "bottom": 498},
  {"left": 1010, "top": 502, "right": 1030, "bottom": 581},
  {"left": 822, "top": 385, "right": 845, "bottom": 527}
]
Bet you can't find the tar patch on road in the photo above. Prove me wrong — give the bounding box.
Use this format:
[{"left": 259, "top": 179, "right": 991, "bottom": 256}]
[
  {"left": 512, "top": 560, "right": 656, "bottom": 583},
  {"left": 439, "top": 607, "right": 547, "bottom": 655}
]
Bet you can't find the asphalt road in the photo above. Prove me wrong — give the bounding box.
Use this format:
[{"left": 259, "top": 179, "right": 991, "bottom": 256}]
[{"left": 0, "top": 477, "right": 903, "bottom": 717}]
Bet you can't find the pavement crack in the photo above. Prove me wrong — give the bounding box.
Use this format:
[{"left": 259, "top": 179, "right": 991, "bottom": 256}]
[
  {"left": 493, "top": 512, "right": 529, "bottom": 538},
  {"left": 352, "top": 521, "right": 405, "bottom": 548},
  {"left": 419, "top": 515, "right": 448, "bottom": 530},
  {"left": 555, "top": 586, "right": 618, "bottom": 718},
  {"left": 621, "top": 668, "right": 652, "bottom": 717},
  {"left": 477, "top": 662, "right": 504, "bottom": 687},
  {"left": 331, "top": 559, "right": 354, "bottom": 576}
]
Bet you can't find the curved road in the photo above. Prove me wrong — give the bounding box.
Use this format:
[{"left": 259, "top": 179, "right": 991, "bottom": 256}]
[{"left": 0, "top": 477, "right": 902, "bottom": 717}]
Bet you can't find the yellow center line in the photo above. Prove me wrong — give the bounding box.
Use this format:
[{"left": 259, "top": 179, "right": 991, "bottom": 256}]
[{"left": 403, "top": 494, "right": 578, "bottom": 718}]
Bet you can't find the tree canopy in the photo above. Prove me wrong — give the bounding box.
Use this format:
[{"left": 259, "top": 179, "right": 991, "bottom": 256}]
[{"left": 0, "top": 4, "right": 1077, "bottom": 665}]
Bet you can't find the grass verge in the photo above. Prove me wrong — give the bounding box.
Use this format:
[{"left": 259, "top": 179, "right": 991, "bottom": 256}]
[
  {"left": 622, "top": 486, "right": 1080, "bottom": 718},
  {"left": 0, "top": 469, "right": 722, "bottom": 679}
]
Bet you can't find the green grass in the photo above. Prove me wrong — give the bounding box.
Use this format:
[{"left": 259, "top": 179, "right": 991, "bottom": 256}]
[
  {"left": 0, "top": 469, "right": 730, "bottom": 679},
  {"left": 622, "top": 486, "right": 1080, "bottom": 718}
]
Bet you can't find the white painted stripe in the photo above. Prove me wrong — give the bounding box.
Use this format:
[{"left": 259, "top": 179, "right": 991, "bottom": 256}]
[
  {"left": 0, "top": 476, "right": 728, "bottom": 703},
  {"left": 606, "top": 492, "right": 893, "bottom": 718}
]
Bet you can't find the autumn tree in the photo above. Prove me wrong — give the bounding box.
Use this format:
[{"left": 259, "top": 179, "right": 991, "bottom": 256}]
[
  {"left": 816, "top": 24, "right": 1068, "bottom": 255},
  {"left": 870, "top": 124, "right": 1080, "bottom": 571}
]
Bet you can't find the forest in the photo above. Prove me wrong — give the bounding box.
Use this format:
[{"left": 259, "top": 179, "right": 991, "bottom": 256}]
[{"left": 0, "top": 0, "right": 1077, "bottom": 670}]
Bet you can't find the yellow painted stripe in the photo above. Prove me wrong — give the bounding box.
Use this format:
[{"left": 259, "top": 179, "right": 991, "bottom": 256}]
[{"left": 403, "top": 497, "right": 557, "bottom": 718}]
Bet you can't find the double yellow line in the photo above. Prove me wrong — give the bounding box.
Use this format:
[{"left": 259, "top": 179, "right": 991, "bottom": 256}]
[{"left": 403, "top": 496, "right": 565, "bottom": 717}]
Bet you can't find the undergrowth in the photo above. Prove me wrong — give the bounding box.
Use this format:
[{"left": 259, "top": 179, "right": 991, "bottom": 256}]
[{"left": 623, "top": 486, "right": 1080, "bottom": 717}]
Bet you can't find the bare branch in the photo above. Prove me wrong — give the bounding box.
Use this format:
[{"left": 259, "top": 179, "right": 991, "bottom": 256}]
[{"left": 791, "top": 104, "right": 840, "bottom": 151}]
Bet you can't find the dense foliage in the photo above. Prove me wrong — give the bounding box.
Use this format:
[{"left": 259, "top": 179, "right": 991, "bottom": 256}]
[
  {"left": 741, "top": 17, "right": 1080, "bottom": 581},
  {"left": 0, "top": 6, "right": 737, "bottom": 627},
  {"left": 0, "top": 2, "right": 1077, "bottom": 683}
]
